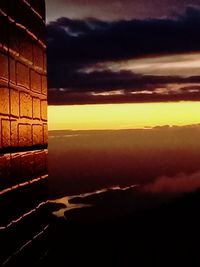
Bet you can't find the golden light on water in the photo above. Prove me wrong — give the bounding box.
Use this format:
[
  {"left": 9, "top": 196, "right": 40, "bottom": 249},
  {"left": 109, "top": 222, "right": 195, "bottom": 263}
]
[{"left": 48, "top": 101, "right": 200, "bottom": 130}]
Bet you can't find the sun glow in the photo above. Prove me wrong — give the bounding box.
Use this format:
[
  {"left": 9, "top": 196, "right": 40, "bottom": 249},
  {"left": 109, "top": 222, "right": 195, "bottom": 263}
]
[{"left": 48, "top": 101, "right": 200, "bottom": 131}]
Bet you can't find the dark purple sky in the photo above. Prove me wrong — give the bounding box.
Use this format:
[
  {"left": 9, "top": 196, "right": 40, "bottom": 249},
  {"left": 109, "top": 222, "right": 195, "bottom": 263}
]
[{"left": 46, "top": 0, "right": 200, "bottom": 21}]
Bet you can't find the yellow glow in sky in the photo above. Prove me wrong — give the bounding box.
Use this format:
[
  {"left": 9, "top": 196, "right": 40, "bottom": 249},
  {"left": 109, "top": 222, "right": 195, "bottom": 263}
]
[{"left": 48, "top": 102, "right": 200, "bottom": 131}]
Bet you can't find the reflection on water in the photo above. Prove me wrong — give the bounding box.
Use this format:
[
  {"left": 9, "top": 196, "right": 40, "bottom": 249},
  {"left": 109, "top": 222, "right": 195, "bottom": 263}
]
[
  {"left": 51, "top": 185, "right": 139, "bottom": 218},
  {"left": 51, "top": 168, "right": 200, "bottom": 223},
  {"left": 50, "top": 197, "right": 91, "bottom": 218}
]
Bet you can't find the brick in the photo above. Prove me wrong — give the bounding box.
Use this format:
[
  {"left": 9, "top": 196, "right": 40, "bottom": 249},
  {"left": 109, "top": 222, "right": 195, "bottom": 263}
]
[
  {"left": 19, "top": 32, "right": 33, "bottom": 62},
  {"left": 0, "top": 88, "right": 9, "bottom": 115},
  {"left": 21, "top": 152, "right": 34, "bottom": 180},
  {"left": 9, "top": 23, "right": 20, "bottom": 55},
  {"left": 43, "top": 52, "right": 47, "bottom": 72},
  {"left": 10, "top": 89, "right": 19, "bottom": 117},
  {"left": 0, "top": 53, "right": 8, "bottom": 80},
  {"left": 44, "top": 149, "right": 48, "bottom": 168},
  {"left": 41, "top": 75, "right": 47, "bottom": 95},
  {"left": 43, "top": 124, "right": 48, "bottom": 145},
  {"left": 0, "top": 155, "right": 10, "bottom": 190},
  {"left": 41, "top": 100, "right": 47, "bottom": 121},
  {"left": 33, "top": 97, "right": 40, "bottom": 119},
  {"left": 0, "top": 118, "right": 1, "bottom": 148},
  {"left": 33, "top": 45, "right": 43, "bottom": 68},
  {"left": 18, "top": 124, "right": 32, "bottom": 146},
  {"left": 26, "top": 7, "right": 46, "bottom": 42},
  {"left": 0, "top": 16, "right": 8, "bottom": 48},
  {"left": 1, "top": 119, "right": 10, "bottom": 147},
  {"left": 9, "top": 58, "right": 16, "bottom": 84},
  {"left": 0, "top": 156, "right": 7, "bottom": 183},
  {"left": 0, "top": 156, "right": 8, "bottom": 180},
  {"left": 34, "top": 150, "right": 47, "bottom": 175},
  {"left": 10, "top": 153, "right": 21, "bottom": 183},
  {"left": 20, "top": 92, "right": 32, "bottom": 118},
  {"left": 30, "top": 70, "right": 41, "bottom": 93},
  {"left": 11, "top": 120, "right": 18, "bottom": 147},
  {"left": 16, "top": 62, "right": 29, "bottom": 88},
  {"left": 32, "top": 124, "right": 43, "bottom": 145}
]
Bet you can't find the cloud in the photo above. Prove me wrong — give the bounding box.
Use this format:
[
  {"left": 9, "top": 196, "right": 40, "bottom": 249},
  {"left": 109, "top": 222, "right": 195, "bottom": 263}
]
[
  {"left": 48, "top": 70, "right": 200, "bottom": 104},
  {"left": 47, "top": 6, "right": 200, "bottom": 64},
  {"left": 48, "top": 88, "right": 200, "bottom": 105},
  {"left": 47, "top": 6, "right": 200, "bottom": 104},
  {"left": 48, "top": 69, "right": 200, "bottom": 92},
  {"left": 142, "top": 171, "right": 200, "bottom": 194}
]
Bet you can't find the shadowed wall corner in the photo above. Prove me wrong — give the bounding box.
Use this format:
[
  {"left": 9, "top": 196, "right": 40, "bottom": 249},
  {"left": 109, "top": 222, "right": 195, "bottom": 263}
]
[{"left": 0, "top": 0, "right": 49, "bottom": 265}]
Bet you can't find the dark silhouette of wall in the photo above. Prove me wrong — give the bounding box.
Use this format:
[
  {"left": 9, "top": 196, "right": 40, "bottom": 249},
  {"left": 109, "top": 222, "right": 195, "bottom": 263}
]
[{"left": 0, "top": 1, "right": 49, "bottom": 265}]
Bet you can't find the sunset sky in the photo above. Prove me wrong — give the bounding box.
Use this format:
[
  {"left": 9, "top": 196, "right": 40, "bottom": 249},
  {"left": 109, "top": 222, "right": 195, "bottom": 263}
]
[{"left": 46, "top": 0, "right": 200, "bottom": 130}]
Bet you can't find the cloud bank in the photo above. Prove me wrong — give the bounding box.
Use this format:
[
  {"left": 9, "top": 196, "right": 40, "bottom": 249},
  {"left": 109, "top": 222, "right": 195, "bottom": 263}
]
[
  {"left": 47, "top": 6, "right": 200, "bottom": 104},
  {"left": 142, "top": 171, "right": 200, "bottom": 194}
]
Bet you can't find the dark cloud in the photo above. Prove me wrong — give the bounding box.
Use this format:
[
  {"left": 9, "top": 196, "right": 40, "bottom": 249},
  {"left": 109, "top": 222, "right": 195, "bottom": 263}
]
[
  {"left": 179, "top": 85, "right": 200, "bottom": 92},
  {"left": 49, "top": 88, "right": 200, "bottom": 105},
  {"left": 48, "top": 70, "right": 200, "bottom": 104},
  {"left": 47, "top": 6, "right": 200, "bottom": 104},
  {"left": 48, "top": 70, "right": 200, "bottom": 92},
  {"left": 49, "top": 17, "right": 109, "bottom": 35},
  {"left": 47, "top": 6, "right": 200, "bottom": 64}
]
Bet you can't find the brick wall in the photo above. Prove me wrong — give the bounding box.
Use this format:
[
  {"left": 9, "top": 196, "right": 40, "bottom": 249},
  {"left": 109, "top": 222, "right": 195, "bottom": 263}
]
[{"left": 0, "top": 1, "right": 49, "bottom": 265}]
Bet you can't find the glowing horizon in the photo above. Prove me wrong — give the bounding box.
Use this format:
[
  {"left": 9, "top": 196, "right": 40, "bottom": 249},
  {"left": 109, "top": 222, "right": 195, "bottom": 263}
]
[{"left": 48, "top": 101, "right": 200, "bottom": 131}]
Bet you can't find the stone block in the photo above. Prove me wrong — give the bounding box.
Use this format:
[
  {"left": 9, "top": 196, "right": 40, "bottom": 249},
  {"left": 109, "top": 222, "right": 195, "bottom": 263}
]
[
  {"left": 1, "top": 119, "right": 10, "bottom": 147},
  {"left": 20, "top": 92, "right": 32, "bottom": 118},
  {"left": 34, "top": 150, "right": 47, "bottom": 175},
  {"left": 43, "top": 52, "right": 47, "bottom": 72},
  {"left": 9, "top": 58, "right": 16, "bottom": 84},
  {"left": 21, "top": 152, "right": 34, "bottom": 181},
  {"left": 33, "top": 44, "right": 43, "bottom": 69},
  {"left": 0, "top": 154, "right": 10, "bottom": 190},
  {"left": 30, "top": 70, "right": 41, "bottom": 93},
  {"left": 16, "top": 62, "right": 29, "bottom": 88},
  {"left": 41, "top": 100, "right": 47, "bottom": 121},
  {"left": 0, "top": 88, "right": 9, "bottom": 115},
  {"left": 18, "top": 123, "right": 32, "bottom": 146},
  {"left": 10, "top": 153, "right": 21, "bottom": 183},
  {"left": 33, "top": 97, "right": 40, "bottom": 119},
  {"left": 11, "top": 120, "right": 18, "bottom": 147},
  {"left": 32, "top": 124, "right": 43, "bottom": 145},
  {"left": 10, "top": 89, "right": 19, "bottom": 117},
  {"left": 8, "top": 22, "right": 20, "bottom": 55},
  {"left": 41, "top": 75, "right": 47, "bottom": 95},
  {"left": 19, "top": 31, "right": 33, "bottom": 63},
  {"left": 0, "top": 53, "right": 8, "bottom": 81},
  {"left": 43, "top": 124, "right": 48, "bottom": 145},
  {"left": 0, "top": 16, "right": 8, "bottom": 48}
]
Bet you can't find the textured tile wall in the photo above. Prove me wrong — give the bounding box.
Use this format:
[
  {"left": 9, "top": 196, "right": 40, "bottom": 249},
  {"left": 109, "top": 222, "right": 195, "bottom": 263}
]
[{"left": 0, "top": 1, "right": 49, "bottom": 265}]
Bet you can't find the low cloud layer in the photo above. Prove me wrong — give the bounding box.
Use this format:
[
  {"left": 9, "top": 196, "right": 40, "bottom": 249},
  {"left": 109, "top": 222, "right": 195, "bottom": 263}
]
[{"left": 142, "top": 171, "right": 200, "bottom": 194}]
